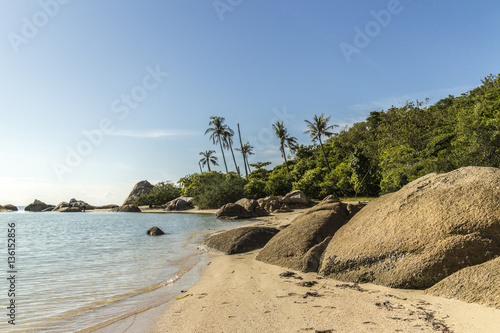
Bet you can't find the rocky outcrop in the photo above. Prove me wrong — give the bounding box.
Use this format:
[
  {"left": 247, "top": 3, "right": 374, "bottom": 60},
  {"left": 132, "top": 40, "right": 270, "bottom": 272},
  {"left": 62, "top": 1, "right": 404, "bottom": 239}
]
[
  {"left": 146, "top": 227, "right": 165, "bottom": 236},
  {"left": 321, "top": 194, "right": 341, "bottom": 203},
  {"left": 215, "top": 203, "right": 253, "bottom": 219},
  {"left": 256, "top": 202, "right": 349, "bottom": 272},
  {"left": 115, "top": 205, "right": 142, "bottom": 213},
  {"left": 0, "top": 204, "right": 18, "bottom": 212},
  {"left": 204, "top": 227, "right": 280, "bottom": 254},
  {"left": 52, "top": 199, "right": 95, "bottom": 212},
  {"left": 281, "top": 190, "right": 310, "bottom": 208},
  {"left": 256, "top": 190, "right": 310, "bottom": 214},
  {"left": 123, "top": 180, "right": 154, "bottom": 205},
  {"left": 235, "top": 198, "right": 269, "bottom": 217},
  {"left": 58, "top": 207, "right": 82, "bottom": 212},
  {"left": 25, "top": 199, "right": 54, "bottom": 212},
  {"left": 319, "top": 167, "right": 500, "bottom": 289},
  {"left": 96, "top": 204, "right": 119, "bottom": 209},
  {"left": 164, "top": 196, "right": 193, "bottom": 211},
  {"left": 426, "top": 257, "right": 500, "bottom": 309}
]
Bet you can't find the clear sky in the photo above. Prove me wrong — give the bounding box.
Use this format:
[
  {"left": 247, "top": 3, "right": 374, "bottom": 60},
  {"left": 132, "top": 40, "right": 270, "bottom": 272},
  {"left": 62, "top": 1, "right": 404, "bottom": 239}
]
[{"left": 1, "top": 0, "right": 499, "bottom": 206}]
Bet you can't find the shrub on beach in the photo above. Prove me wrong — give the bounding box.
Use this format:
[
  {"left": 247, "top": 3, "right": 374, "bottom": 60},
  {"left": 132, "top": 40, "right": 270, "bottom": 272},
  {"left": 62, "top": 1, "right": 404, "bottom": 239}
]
[
  {"left": 133, "top": 181, "right": 181, "bottom": 206},
  {"left": 179, "top": 171, "right": 247, "bottom": 209}
]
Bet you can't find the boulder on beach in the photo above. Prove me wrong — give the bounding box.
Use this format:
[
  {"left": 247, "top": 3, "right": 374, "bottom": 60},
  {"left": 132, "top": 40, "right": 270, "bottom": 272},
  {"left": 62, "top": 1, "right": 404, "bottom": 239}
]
[
  {"left": 235, "top": 198, "right": 269, "bottom": 217},
  {"left": 280, "top": 190, "right": 310, "bottom": 208},
  {"left": 426, "top": 257, "right": 500, "bottom": 309},
  {"left": 146, "top": 227, "right": 165, "bottom": 236},
  {"left": 215, "top": 203, "right": 253, "bottom": 219},
  {"left": 257, "top": 196, "right": 283, "bottom": 213},
  {"left": 204, "top": 227, "right": 280, "bottom": 254},
  {"left": 321, "top": 194, "right": 341, "bottom": 203},
  {"left": 164, "top": 196, "right": 193, "bottom": 211},
  {"left": 319, "top": 167, "right": 500, "bottom": 289},
  {"left": 116, "top": 205, "right": 142, "bottom": 213},
  {"left": 256, "top": 202, "right": 349, "bottom": 272},
  {"left": 0, "top": 204, "right": 18, "bottom": 212},
  {"left": 123, "top": 180, "right": 154, "bottom": 205},
  {"left": 25, "top": 199, "right": 53, "bottom": 212},
  {"left": 58, "top": 207, "right": 82, "bottom": 213}
]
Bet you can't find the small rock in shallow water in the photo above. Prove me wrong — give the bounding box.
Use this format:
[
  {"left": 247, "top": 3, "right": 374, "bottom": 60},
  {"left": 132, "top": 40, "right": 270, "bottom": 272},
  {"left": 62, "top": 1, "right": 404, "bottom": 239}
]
[{"left": 146, "top": 227, "right": 165, "bottom": 236}]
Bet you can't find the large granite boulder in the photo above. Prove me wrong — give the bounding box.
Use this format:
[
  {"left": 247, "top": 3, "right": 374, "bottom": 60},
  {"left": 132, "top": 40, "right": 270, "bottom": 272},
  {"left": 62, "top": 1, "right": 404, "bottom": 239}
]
[
  {"left": 426, "top": 257, "right": 500, "bottom": 309},
  {"left": 257, "top": 196, "right": 284, "bottom": 213},
  {"left": 25, "top": 199, "right": 53, "bottom": 212},
  {"left": 164, "top": 196, "right": 193, "bottom": 211},
  {"left": 0, "top": 204, "right": 18, "bottom": 212},
  {"left": 319, "top": 167, "right": 500, "bottom": 289},
  {"left": 215, "top": 203, "right": 253, "bottom": 219},
  {"left": 235, "top": 198, "right": 268, "bottom": 217},
  {"left": 123, "top": 180, "right": 154, "bottom": 205},
  {"left": 53, "top": 202, "right": 69, "bottom": 211},
  {"left": 115, "top": 205, "right": 142, "bottom": 213},
  {"left": 281, "top": 190, "right": 310, "bottom": 208},
  {"left": 59, "top": 207, "right": 82, "bottom": 212},
  {"left": 256, "top": 202, "right": 349, "bottom": 272},
  {"left": 204, "top": 227, "right": 280, "bottom": 254}
]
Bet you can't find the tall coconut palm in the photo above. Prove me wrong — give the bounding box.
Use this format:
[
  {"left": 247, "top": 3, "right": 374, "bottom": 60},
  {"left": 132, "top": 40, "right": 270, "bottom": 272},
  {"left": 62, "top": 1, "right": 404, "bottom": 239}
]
[
  {"left": 223, "top": 127, "right": 240, "bottom": 175},
  {"left": 205, "top": 116, "right": 229, "bottom": 173},
  {"left": 236, "top": 142, "right": 254, "bottom": 176},
  {"left": 272, "top": 120, "right": 297, "bottom": 175},
  {"left": 304, "top": 113, "right": 337, "bottom": 172},
  {"left": 199, "top": 150, "right": 219, "bottom": 172}
]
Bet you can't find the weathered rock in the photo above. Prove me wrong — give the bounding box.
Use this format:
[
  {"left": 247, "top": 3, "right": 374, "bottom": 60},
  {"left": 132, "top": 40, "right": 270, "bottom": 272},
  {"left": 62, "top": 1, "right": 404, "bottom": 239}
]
[
  {"left": 426, "top": 257, "right": 500, "bottom": 309},
  {"left": 321, "top": 194, "right": 341, "bottom": 203},
  {"left": 0, "top": 204, "right": 18, "bottom": 212},
  {"left": 319, "top": 167, "right": 500, "bottom": 289},
  {"left": 346, "top": 202, "right": 367, "bottom": 218},
  {"left": 25, "top": 199, "right": 52, "bottom": 212},
  {"left": 235, "top": 198, "right": 269, "bottom": 217},
  {"left": 97, "top": 204, "right": 119, "bottom": 209},
  {"left": 116, "top": 205, "right": 142, "bottom": 213},
  {"left": 256, "top": 202, "right": 349, "bottom": 272},
  {"left": 164, "top": 196, "right": 193, "bottom": 211},
  {"left": 42, "top": 207, "right": 55, "bottom": 212},
  {"left": 281, "top": 190, "right": 309, "bottom": 207},
  {"left": 123, "top": 180, "right": 154, "bottom": 205},
  {"left": 59, "top": 207, "right": 82, "bottom": 213},
  {"left": 257, "top": 196, "right": 283, "bottom": 213},
  {"left": 215, "top": 203, "right": 252, "bottom": 219},
  {"left": 204, "top": 227, "right": 280, "bottom": 254},
  {"left": 146, "top": 227, "right": 165, "bottom": 236},
  {"left": 54, "top": 202, "right": 69, "bottom": 211}
]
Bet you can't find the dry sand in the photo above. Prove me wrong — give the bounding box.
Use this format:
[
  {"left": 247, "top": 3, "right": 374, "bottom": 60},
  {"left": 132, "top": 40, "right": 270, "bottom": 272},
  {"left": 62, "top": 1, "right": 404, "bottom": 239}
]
[{"left": 95, "top": 210, "right": 500, "bottom": 333}]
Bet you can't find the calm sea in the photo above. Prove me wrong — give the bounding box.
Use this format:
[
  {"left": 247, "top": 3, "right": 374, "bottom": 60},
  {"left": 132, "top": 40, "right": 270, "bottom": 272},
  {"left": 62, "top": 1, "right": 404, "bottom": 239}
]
[{"left": 0, "top": 209, "right": 250, "bottom": 332}]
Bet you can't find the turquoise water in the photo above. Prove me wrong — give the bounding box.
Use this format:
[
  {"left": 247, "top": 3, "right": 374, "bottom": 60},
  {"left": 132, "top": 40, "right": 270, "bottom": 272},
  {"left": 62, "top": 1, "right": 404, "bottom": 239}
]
[{"left": 0, "top": 210, "right": 250, "bottom": 332}]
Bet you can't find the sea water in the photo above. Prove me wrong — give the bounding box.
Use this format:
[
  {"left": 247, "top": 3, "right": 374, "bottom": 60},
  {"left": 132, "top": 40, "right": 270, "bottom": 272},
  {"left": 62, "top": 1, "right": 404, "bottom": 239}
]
[{"left": 0, "top": 209, "right": 250, "bottom": 332}]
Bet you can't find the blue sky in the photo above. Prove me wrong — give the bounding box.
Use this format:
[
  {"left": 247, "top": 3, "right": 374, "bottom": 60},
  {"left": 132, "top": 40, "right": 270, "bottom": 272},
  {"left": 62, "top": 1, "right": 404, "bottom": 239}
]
[{"left": 1, "top": 0, "right": 499, "bottom": 205}]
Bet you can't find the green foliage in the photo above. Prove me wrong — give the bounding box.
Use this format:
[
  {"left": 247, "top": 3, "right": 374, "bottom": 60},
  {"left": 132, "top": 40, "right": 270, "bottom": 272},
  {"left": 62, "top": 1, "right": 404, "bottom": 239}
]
[
  {"left": 244, "top": 178, "right": 267, "bottom": 199},
  {"left": 133, "top": 181, "right": 181, "bottom": 206},
  {"left": 264, "top": 166, "right": 292, "bottom": 196},
  {"left": 179, "top": 171, "right": 247, "bottom": 209},
  {"left": 293, "top": 168, "right": 324, "bottom": 199}
]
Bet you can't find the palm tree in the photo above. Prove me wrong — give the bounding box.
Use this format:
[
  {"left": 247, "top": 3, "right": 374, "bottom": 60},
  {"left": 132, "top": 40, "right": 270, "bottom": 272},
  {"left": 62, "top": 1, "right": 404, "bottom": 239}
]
[
  {"left": 304, "top": 113, "right": 337, "bottom": 172},
  {"left": 250, "top": 161, "right": 271, "bottom": 169},
  {"left": 223, "top": 127, "right": 241, "bottom": 175},
  {"left": 205, "top": 116, "right": 229, "bottom": 173},
  {"left": 199, "top": 150, "right": 219, "bottom": 172},
  {"left": 272, "top": 120, "right": 297, "bottom": 175},
  {"left": 236, "top": 142, "right": 254, "bottom": 176}
]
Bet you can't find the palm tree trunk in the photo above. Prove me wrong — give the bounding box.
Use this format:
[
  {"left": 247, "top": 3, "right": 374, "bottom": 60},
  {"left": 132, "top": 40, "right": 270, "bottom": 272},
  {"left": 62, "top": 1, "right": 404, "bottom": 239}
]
[
  {"left": 229, "top": 141, "right": 240, "bottom": 175},
  {"left": 207, "top": 162, "right": 211, "bottom": 172},
  {"left": 237, "top": 123, "right": 248, "bottom": 177},
  {"left": 199, "top": 161, "right": 203, "bottom": 173},
  {"left": 218, "top": 136, "right": 228, "bottom": 173},
  {"left": 281, "top": 145, "right": 289, "bottom": 175},
  {"left": 319, "top": 136, "right": 331, "bottom": 172}
]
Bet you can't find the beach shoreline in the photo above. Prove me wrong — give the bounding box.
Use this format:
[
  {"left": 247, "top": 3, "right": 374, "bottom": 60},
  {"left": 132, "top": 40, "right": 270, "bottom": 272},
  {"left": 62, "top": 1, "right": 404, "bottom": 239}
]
[{"left": 92, "top": 210, "right": 500, "bottom": 332}]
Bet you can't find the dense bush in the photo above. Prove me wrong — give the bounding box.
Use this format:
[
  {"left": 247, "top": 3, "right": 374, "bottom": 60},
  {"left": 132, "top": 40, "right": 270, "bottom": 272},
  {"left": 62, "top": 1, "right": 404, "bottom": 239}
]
[
  {"left": 179, "top": 171, "right": 247, "bottom": 209},
  {"left": 133, "top": 181, "right": 181, "bottom": 206}
]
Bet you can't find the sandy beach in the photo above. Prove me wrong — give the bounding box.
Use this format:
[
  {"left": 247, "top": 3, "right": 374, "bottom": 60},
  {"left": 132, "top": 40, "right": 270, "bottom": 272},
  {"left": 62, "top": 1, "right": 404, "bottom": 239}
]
[{"left": 92, "top": 210, "right": 500, "bottom": 333}]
